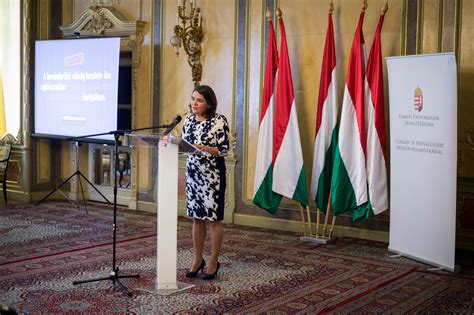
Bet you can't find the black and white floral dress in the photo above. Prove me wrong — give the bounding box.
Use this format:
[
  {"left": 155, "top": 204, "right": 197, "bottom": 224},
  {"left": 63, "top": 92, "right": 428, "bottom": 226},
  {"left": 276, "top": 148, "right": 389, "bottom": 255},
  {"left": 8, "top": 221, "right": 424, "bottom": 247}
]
[{"left": 182, "top": 114, "right": 230, "bottom": 221}]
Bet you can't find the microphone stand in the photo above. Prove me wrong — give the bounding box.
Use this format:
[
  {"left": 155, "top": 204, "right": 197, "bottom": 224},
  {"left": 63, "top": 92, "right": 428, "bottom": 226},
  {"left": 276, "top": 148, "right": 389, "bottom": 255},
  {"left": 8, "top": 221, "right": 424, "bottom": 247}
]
[{"left": 72, "top": 124, "right": 168, "bottom": 296}]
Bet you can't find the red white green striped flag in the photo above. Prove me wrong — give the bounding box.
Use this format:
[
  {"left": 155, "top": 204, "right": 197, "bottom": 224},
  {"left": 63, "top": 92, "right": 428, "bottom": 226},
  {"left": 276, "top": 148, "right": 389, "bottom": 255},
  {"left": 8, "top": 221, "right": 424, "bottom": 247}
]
[
  {"left": 362, "top": 13, "right": 388, "bottom": 218},
  {"left": 272, "top": 15, "right": 309, "bottom": 206},
  {"left": 331, "top": 11, "right": 370, "bottom": 216},
  {"left": 310, "top": 12, "right": 338, "bottom": 213},
  {"left": 253, "top": 18, "right": 282, "bottom": 213}
]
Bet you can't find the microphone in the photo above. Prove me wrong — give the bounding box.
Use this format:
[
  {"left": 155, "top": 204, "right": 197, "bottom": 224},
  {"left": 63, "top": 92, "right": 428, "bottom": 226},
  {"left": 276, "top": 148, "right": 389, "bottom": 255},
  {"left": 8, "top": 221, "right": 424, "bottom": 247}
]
[{"left": 163, "top": 114, "right": 182, "bottom": 135}]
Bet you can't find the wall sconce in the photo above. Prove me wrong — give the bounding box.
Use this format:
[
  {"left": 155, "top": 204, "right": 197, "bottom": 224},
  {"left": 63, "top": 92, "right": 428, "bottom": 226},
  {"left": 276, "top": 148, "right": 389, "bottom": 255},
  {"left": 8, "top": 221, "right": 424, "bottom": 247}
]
[{"left": 170, "top": 0, "right": 204, "bottom": 86}]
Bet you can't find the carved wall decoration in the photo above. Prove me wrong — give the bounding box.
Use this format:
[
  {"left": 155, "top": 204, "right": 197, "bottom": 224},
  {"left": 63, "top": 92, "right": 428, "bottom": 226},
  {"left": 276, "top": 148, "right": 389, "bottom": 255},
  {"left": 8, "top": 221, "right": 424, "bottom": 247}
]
[
  {"left": 86, "top": 6, "right": 113, "bottom": 35},
  {"left": 0, "top": 134, "right": 19, "bottom": 145},
  {"left": 60, "top": 6, "right": 145, "bottom": 38}
]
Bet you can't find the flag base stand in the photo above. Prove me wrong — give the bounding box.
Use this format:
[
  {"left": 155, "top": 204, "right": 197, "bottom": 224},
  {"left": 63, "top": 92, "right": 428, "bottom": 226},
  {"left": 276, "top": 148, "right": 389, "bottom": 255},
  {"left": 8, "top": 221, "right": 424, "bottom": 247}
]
[
  {"left": 300, "top": 235, "right": 336, "bottom": 244},
  {"left": 298, "top": 205, "right": 337, "bottom": 245},
  {"left": 140, "top": 281, "right": 195, "bottom": 296}
]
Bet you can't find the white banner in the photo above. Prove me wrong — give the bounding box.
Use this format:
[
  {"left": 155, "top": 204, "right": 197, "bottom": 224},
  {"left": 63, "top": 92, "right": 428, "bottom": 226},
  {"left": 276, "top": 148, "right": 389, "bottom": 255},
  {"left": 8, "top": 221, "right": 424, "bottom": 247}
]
[{"left": 387, "top": 53, "right": 457, "bottom": 271}]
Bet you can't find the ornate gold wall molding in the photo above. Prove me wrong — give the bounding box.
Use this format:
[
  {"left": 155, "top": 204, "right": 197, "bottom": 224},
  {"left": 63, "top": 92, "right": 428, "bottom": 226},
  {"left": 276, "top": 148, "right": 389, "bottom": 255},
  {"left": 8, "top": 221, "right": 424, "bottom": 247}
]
[
  {"left": 21, "top": 0, "right": 31, "bottom": 148},
  {"left": 60, "top": 5, "right": 145, "bottom": 38},
  {"left": 0, "top": 134, "right": 20, "bottom": 145}
]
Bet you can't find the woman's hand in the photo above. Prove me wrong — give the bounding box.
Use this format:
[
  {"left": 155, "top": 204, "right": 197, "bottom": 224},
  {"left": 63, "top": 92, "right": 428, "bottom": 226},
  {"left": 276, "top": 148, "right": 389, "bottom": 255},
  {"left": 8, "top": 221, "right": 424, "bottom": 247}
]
[{"left": 194, "top": 144, "right": 218, "bottom": 156}]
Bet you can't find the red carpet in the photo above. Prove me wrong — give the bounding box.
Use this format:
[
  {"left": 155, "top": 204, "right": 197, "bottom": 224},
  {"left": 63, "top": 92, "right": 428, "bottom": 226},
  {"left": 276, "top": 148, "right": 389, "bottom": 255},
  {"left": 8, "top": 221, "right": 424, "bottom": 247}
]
[{"left": 1, "top": 201, "right": 473, "bottom": 313}]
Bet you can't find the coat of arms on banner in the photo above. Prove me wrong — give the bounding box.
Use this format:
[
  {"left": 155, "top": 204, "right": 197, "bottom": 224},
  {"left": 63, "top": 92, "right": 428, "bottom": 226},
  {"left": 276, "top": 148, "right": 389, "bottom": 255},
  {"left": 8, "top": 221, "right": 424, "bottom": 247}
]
[{"left": 414, "top": 86, "right": 423, "bottom": 112}]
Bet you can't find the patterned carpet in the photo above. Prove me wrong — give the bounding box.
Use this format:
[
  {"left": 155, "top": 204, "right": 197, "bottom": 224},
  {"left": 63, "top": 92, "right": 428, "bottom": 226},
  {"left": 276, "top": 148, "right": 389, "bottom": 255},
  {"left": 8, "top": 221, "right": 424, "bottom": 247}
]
[{"left": 0, "top": 201, "right": 473, "bottom": 313}]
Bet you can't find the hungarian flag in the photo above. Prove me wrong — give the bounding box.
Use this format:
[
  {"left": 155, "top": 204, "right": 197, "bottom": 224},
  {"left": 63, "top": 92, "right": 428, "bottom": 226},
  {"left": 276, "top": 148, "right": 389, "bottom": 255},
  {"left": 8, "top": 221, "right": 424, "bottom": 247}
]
[
  {"left": 310, "top": 12, "right": 338, "bottom": 213},
  {"left": 331, "top": 11, "right": 369, "bottom": 216},
  {"left": 361, "top": 13, "right": 388, "bottom": 219},
  {"left": 272, "top": 15, "right": 309, "bottom": 206},
  {"left": 253, "top": 18, "right": 282, "bottom": 213}
]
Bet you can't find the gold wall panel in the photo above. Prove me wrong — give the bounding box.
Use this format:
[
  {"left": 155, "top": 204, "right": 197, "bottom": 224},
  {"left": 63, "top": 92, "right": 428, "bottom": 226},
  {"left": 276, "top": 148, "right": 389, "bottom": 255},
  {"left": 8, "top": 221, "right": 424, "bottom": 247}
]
[
  {"left": 61, "top": 141, "right": 71, "bottom": 179},
  {"left": 458, "top": 0, "right": 474, "bottom": 177},
  {"left": 62, "top": 0, "right": 73, "bottom": 24},
  {"left": 442, "top": 0, "right": 457, "bottom": 52},
  {"left": 134, "top": 0, "right": 153, "bottom": 191},
  {"left": 421, "top": 0, "right": 440, "bottom": 53},
  {"left": 199, "top": 0, "right": 236, "bottom": 127},
  {"left": 245, "top": 0, "right": 264, "bottom": 202},
  {"left": 162, "top": 0, "right": 195, "bottom": 122},
  {"left": 37, "top": 138, "right": 50, "bottom": 183},
  {"left": 38, "top": 0, "right": 51, "bottom": 39}
]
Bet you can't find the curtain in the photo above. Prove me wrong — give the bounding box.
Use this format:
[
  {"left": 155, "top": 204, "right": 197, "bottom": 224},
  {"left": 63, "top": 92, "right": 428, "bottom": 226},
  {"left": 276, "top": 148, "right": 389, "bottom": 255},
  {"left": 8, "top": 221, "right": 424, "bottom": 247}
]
[{"left": 0, "top": 0, "right": 21, "bottom": 137}]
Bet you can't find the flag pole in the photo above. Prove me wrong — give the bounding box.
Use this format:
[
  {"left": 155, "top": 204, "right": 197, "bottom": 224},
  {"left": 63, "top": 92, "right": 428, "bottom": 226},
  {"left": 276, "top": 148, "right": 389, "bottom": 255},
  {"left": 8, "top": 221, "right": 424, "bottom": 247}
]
[
  {"left": 300, "top": 202, "right": 335, "bottom": 244},
  {"left": 322, "top": 203, "right": 330, "bottom": 238},
  {"left": 329, "top": 216, "right": 337, "bottom": 239},
  {"left": 274, "top": 7, "right": 310, "bottom": 235},
  {"left": 299, "top": 204, "right": 308, "bottom": 235},
  {"left": 327, "top": 199, "right": 337, "bottom": 239},
  {"left": 318, "top": 0, "right": 333, "bottom": 241},
  {"left": 316, "top": 209, "right": 321, "bottom": 237},
  {"left": 324, "top": 197, "right": 338, "bottom": 240},
  {"left": 300, "top": 0, "right": 337, "bottom": 245},
  {"left": 305, "top": 205, "right": 313, "bottom": 236},
  {"left": 252, "top": 7, "right": 282, "bottom": 215},
  {"left": 329, "top": 0, "right": 334, "bottom": 15},
  {"left": 382, "top": 1, "right": 388, "bottom": 15}
]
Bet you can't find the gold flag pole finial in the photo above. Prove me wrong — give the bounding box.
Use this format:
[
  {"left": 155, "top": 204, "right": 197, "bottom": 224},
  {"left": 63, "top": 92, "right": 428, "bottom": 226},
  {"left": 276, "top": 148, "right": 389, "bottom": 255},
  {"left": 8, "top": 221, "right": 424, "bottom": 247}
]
[
  {"left": 382, "top": 1, "right": 388, "bottom": 15},
  {"left": 329, "top": 0, "right": 334, "bottom": 15},
  {"left": 362, "top": 0, "right": 368, "bottom": 11},
  {"left": 277, "top": 8, "right": 282, "bottom": 19},
  {"left": 266, "top": 8, "right": 272, "bottom": 21}
]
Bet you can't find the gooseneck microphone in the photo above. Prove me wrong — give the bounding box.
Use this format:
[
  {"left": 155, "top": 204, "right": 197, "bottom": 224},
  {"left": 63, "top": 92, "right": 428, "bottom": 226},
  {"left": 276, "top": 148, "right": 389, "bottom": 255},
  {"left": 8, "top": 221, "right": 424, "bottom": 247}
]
[{"left": 163, "top": 114, "right": 183, "bottom": 134}]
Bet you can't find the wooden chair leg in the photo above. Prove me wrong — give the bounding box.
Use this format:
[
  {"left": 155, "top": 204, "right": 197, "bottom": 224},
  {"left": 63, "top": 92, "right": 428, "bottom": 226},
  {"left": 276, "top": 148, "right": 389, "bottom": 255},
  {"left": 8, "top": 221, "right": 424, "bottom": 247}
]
[
  {"left": 119, "top": 170, "right": 124, "bottom": 187},
  {"left": 3, "top": 181, "right": 6, "bottom": 204}
]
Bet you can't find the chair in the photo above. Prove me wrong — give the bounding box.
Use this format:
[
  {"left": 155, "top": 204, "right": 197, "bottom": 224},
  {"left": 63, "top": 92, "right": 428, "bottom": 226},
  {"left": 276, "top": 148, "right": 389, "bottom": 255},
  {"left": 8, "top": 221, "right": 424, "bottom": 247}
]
[{"left": 0, "top": 143, "right": 11, "bottom": 204}]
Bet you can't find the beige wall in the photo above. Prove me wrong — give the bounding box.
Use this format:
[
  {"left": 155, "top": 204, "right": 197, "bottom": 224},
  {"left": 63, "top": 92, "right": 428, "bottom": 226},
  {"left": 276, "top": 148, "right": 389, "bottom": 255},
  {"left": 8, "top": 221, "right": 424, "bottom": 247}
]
[{"left": 161, "top": 0, "right": 236, "bottom": 130}]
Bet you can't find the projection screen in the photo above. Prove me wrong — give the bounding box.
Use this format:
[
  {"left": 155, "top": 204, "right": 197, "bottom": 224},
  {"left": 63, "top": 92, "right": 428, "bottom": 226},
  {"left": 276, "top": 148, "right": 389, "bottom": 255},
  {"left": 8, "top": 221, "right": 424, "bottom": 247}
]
[{"left": 34, "top": 37, "right": 121, "bottom": 142}]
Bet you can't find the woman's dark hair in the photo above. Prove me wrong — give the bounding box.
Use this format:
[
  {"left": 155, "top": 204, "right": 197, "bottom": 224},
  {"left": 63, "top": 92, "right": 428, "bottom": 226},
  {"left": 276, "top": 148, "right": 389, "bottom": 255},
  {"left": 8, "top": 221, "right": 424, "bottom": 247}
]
[{"left": 192, "top": 85, "right": 217, "bottom": 118}]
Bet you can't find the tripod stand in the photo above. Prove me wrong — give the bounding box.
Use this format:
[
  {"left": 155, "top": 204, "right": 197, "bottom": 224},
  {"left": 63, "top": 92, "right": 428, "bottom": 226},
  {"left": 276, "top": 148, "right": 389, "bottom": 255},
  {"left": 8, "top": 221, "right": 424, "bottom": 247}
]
[
  {"left": 69, "top": 122, "right": 173, "bottom": 296},
  {"left": 72, "top": 131, "right": 140, "bottom": 296},
  {"left": 36, "top": 141, "right": 111, "bottom": 212}
]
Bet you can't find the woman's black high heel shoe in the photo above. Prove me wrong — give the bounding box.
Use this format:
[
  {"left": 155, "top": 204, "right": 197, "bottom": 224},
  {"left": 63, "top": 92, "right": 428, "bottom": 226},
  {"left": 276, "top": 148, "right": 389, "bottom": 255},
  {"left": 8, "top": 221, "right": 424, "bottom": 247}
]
[
  {"left": 203, "top": 262, "right": 220, "bottom": 280},
  {"left": 186, "top": 259, "right": 205, "bottom": 278}
]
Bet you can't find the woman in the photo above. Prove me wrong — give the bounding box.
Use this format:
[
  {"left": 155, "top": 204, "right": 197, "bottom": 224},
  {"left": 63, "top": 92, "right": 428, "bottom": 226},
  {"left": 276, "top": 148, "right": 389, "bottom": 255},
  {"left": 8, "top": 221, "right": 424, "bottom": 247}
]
[{"left": 182, "top": 85, "right": 230, "bottom": 280}]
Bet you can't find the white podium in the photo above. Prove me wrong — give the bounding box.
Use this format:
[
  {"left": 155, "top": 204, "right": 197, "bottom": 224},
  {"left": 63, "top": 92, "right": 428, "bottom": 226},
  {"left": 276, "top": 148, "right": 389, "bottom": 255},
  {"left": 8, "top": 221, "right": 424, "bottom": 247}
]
[{"left": 127, "top": 133, "right": 199, "bottom": 294}]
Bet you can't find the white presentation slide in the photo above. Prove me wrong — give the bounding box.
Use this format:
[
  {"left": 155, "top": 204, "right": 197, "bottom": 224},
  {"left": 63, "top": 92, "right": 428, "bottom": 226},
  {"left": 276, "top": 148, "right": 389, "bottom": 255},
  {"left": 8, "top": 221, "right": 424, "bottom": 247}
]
[{"left": 34, "top": 37, "right": 120, "bottom": 141}]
